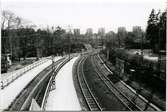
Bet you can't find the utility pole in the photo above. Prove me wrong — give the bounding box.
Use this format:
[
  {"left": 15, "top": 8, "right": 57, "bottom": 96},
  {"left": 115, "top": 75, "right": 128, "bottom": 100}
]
[
  {"left": 107, "top": 49, "right": 109, "bottom": 60},
  {"left": 67, "top": 25, "right": 72, "bottom": 61},
  {"left": 36, "top": 32, "right": 40, "bottom": 60},
  {"left": 158, "top": 27, "right": 161, "bottom": 75},
  {"left": 101, "top": 35, "right": 103, "bottom": 50},
  {"left": 51, "top": 26, "right": 54, "bottom": 72},
  {"left": 141, "top": 32, "right": 144, "bottom": 63},
  {"left": 118, "top": 33, "right": 121, "bottom": 48},
  {"left": 68, "top": 33, "right": 71, "bottom": 61},
  {"left": 52, "top": 55, "right": 54, "bottom": 74},
  {"left": 8, "top": 28, "right": 13, "bottom": 60},
  {"left": 51, "top": 26, "right": 56, "bottom": 90}
]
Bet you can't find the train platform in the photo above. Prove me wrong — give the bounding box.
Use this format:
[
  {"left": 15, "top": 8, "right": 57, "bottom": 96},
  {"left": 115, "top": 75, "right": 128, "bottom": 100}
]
[{"left": 45, "top": 57, "right": 81, "bottom": 111}]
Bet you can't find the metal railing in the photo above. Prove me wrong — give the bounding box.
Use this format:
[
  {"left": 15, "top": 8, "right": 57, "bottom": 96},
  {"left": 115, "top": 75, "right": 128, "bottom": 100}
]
[
  {"left": 40, "top": 56, "right": 74, "bottom": 110},
  {"left": 1, "top": 57, "right": 51, "bottom": 89}
]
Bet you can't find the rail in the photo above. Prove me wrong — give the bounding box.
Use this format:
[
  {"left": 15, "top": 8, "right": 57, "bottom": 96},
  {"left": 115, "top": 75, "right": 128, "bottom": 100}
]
[
  {"left": 7, "top": 57, "right": 63, "bottom": 111},
  {"left": 97, "top": 54, "right": 161, "bottom": 111},
  {"left": 91, "top": 55, "right": 142, "bottom": 111},
  {"left": 76, "top": 56, "right": 103, "bottom": 111},
  {"left": 40, "top": 56, "right": 74, "bottom": 110}
]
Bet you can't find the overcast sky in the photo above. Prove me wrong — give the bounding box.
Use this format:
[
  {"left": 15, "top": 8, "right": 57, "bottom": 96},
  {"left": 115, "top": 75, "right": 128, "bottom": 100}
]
[{"left": 1, "top": 0, "right": 166, "bottom": 33}]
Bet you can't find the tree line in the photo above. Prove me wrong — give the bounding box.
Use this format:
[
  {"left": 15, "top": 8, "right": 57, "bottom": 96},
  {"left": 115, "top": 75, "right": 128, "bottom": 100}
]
[
  {"left": 1, "top": 9, "right": 166, "bottom": 61},
  {"left": 146, "top": 9, "right": 166, "bottom": 53},
  {"left": 2, "top": 27, "right": 85, "bottom": 60},
  {"left": 104, "top": 9, "right": 166, "bottom": 53},
  {"left": 1, "top": 10, "right": 85, "bottom": 61}
]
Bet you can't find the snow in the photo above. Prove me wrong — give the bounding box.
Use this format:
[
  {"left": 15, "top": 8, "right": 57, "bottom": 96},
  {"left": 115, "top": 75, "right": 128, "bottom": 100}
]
[
  {"left": 0, "top": 56, "right": 62, "bottom": 111},
  {"left": 1, "top": 57, "right": 50, "bottom": 82},
  {"left": 45, "top": 57, "right": 81, "bottom": 111},
  {"left": 127, "top": 49, "right": 158, "bottom": 61},
  {"left": 143, "top": 55, "right": 158, "bottom": 61}
]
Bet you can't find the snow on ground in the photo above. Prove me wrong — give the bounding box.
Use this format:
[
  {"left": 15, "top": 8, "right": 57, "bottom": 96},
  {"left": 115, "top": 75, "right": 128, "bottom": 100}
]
[
  {"left": 143, "top": 55, "right": 158, "bottom": 61},
  {"left": 0, "top": 56, "right": 62, "bottom": 111},
  {"left": 127, "top": 49, "right": 159, "bottom": 61},
  {"left": 45, "top": 57, "right": 81, "bottom": 111},
  {"left": 1, "top": 57, "right": 50, "bottom": 81}
]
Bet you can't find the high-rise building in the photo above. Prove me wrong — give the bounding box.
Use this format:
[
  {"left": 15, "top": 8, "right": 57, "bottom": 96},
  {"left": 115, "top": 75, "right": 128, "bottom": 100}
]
[
  {"left": 98, "top": 28, "right": 105, "bottom": 37},
  {"left": 117, "top": 27, "right": 127, "bottom": 47},
  {"left": 105, "top": 31, "right": 116, "bottom": 41},
  {"left": 132, "top": 26, "right": 143, "bottom": 41},
  {"left": 73, "top": 28, "right": 80, "bottom": 40},
  {"left": 86, "top": 28, "right": 93, "bottom": 35},
  {"left": 85, "top": 28, "right": 93, "bottom": 39},
  {"left": 117, "top": 27, "right": 126, "bottom": 33},
  {"left": 73, "top": 28, "right": 80, "bottom": 36},
  {"left": 133, "top": 26, "right": 142, "bottom": 32}
]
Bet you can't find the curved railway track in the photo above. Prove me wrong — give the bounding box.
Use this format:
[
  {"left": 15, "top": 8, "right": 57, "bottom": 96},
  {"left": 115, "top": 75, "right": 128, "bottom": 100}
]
[
  {"left": 6, "top": 57, "right": 70, "bottom": 111},
  {"left": 90, "top": 54, "right": 142, "bottom": 111},
  {"left": 96, "top": 54, "right": 161, "bottom": 111},
  {"left": 76, "top": 56, "right": 103, "bottom": 111},
  {"left": 75, "top": 53, "right": 159, "bottom": 111}
]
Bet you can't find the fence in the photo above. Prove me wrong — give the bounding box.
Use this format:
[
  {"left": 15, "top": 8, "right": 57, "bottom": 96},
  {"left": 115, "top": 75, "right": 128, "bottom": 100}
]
[{"left": 1, "top": 56, "right": 52, "bottom": 89}]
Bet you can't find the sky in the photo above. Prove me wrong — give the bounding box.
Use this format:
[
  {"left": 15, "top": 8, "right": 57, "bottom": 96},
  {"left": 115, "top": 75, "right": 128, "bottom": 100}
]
[{"left": 1, "top": 0, "right": 166, "bottom": 33}]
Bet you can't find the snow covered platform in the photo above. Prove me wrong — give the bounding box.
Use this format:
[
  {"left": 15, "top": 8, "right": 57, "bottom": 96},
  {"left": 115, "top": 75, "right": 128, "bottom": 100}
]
[
  {"left": 45, "top": 57, "right": 81, "bottom": 111},
  {"left": 0, "top": 56, "right": 62, "bottom": 111}
]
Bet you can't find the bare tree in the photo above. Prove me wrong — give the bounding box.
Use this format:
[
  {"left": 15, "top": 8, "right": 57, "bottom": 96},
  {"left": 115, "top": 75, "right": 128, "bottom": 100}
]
[
  {"left": 1, "top": 10, "right": 23, "bottom": 61},
  {"left": 15, "top": 16, "right": 22, "bottom": 29},
  {"left": 1, "top": 10, "right": 16, "bottom": 30},
  {"left": 1, "top": 10, "right": 27, "bottom": 30}
]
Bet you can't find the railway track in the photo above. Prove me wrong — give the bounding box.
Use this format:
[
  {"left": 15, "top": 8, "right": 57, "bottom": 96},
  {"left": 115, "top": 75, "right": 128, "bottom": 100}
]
[
  {"left": 96, "top": 54, "right": 161, "bottom": 111},
  {"left": 6, "top": 57, "right": 70, "bottom": 111},
  {"left": 76, "top": 56, "right": 103, "bottom": 111},
  {"left": 40, "top": 55, "right": 75, "bottom": 110},
  {"left": 91, "top": 54, "right": 143, "bottom": 111}
]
